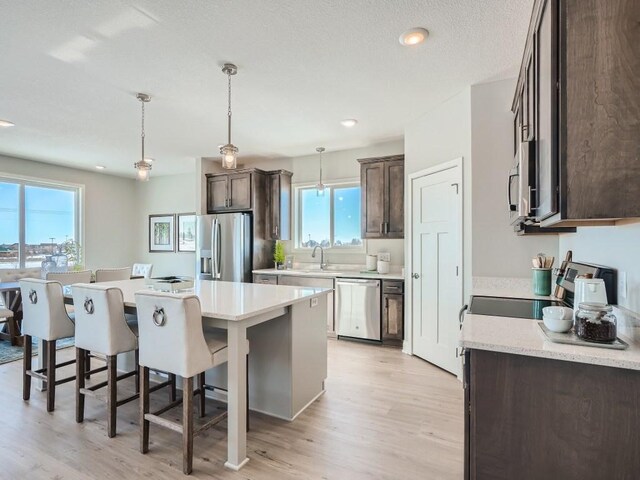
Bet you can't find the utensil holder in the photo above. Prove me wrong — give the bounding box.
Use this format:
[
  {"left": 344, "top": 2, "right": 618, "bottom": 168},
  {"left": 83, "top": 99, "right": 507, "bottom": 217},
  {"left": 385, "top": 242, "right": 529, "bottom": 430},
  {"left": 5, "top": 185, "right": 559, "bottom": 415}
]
[{"left": 532, "top": 268, "right": 552, "bottom": 296}]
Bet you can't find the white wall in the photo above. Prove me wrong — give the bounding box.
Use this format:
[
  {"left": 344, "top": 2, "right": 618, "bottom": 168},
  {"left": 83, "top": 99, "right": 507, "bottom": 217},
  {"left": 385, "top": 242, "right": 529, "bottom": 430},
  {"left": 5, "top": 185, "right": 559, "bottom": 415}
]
[
  {"left": 135, "top": 173, "right": 197, "bottom": 277},
  {"left": 559, "top": 221, "right": 640, "bottom": 312},
  {"left": 404, "top": 88, "right": 473, "bottom": 297},
  {"left": 0, "top": 154, "right": 138, "bottom": 270},
  {"left": 470, "top": 79, "right": 558, "bottom": 278},
  {"left": 198, "top": 140, "right": 406, "bottom": 267}
]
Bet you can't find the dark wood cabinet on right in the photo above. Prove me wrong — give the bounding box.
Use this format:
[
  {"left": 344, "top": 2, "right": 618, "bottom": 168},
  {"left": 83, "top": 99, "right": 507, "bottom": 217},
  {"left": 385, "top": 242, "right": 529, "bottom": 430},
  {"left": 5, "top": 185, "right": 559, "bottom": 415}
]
[
  {"left": 512, "top": 0, "right": 640, "bottom": 227},
  {"left": 358, "top": 155, "right": 404, "bottom": 239}
]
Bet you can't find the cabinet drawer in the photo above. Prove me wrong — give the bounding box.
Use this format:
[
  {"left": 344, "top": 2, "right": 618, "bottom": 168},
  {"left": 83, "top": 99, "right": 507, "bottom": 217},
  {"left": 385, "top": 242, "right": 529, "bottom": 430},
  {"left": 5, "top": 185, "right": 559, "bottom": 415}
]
[
  {"left": 383, "top": 280, "right": 404, "bottom": 294},
  {"left": 253, "top": 274, "right": 278, "bottom": 285}
]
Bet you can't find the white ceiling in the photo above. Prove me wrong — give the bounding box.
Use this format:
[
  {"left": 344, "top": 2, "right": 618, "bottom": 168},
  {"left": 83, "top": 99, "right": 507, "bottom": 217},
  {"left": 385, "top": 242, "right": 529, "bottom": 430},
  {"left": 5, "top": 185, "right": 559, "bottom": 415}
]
[{"left": 0, "top": 0, "right": 533, "bottom": 178}]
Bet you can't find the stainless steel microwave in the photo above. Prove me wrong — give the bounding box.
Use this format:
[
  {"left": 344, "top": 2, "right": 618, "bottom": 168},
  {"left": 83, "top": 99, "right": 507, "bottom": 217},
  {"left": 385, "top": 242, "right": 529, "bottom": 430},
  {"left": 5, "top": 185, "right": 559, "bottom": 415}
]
[{"left": 508, "top": 140, "right": 535, "bottom": 225}]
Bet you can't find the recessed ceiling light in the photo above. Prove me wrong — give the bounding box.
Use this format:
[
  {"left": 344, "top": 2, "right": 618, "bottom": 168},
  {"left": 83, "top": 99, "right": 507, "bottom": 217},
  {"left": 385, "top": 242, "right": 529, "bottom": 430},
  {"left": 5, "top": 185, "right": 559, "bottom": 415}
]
[
  {"left": 399, "top": 27, "right": 429, "bottom": 46},
  {"left": 95, "top": 165, "right": 106, "bottom": 170},
  {"left": 341, "top": 119, "right": 358, "bottom": 128},
  {"left": 0, "top": 119, "right": 15, "bottom": 128}
]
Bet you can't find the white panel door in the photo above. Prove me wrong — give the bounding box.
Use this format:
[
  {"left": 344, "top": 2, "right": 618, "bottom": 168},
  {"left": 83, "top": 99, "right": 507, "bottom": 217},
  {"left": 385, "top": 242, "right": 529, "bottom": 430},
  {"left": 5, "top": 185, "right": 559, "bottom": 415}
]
[{"left": 411, "top": 163, "right": 462, "bottom": 375}]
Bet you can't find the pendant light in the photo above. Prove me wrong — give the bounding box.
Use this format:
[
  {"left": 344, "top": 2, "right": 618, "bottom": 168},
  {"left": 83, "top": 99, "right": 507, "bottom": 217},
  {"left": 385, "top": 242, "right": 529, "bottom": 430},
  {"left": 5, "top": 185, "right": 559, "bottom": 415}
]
[
  {"left": 134, "top": 93, "right": 152, "bottom": 181},
  {"left": 220, "top": 63, "right": 239, "bottom": 169},
  {"left": 316, "top": 147, "right": 326, "bottom": 196}
]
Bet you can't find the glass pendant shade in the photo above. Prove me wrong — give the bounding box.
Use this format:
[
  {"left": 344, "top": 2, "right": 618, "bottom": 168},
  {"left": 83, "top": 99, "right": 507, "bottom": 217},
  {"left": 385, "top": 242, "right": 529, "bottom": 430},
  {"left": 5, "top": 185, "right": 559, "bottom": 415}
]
[
  {"left": 135, "top": 161, "right": 151, "bottom": 181},
  {"left": 220, "top": 144, "right": 238, "bottom": 170}
]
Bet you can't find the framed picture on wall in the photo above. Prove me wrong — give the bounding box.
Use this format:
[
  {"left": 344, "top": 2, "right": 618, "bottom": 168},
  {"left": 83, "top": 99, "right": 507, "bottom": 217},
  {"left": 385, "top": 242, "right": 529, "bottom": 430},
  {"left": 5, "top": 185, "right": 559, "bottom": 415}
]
[
  {"left": 149, "top": 214, "right": 175, "bottom": 252},
  {"left": 177, "top": 213, "right": 196, "bottom": 252}
]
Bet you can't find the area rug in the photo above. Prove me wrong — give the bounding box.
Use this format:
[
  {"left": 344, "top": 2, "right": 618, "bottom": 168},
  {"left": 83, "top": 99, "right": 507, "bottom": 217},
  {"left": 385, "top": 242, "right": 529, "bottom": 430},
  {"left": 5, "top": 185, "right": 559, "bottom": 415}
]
[{"left": 0, "top": 337, "right": 75, "bottom": 365}]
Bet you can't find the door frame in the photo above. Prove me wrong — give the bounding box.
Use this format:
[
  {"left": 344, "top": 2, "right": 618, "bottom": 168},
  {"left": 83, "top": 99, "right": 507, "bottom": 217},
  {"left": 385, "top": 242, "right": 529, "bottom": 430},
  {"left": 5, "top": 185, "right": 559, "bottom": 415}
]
[{"left": 404, "top": 157, "right": 464, "bottom": 357}]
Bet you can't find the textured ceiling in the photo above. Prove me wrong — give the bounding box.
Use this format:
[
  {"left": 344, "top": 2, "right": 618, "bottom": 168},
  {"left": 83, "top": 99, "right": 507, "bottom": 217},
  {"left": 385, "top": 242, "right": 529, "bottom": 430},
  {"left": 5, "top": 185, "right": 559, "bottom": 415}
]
[{"left": 0, "top": 0, "right": 533, "bottom": 177}]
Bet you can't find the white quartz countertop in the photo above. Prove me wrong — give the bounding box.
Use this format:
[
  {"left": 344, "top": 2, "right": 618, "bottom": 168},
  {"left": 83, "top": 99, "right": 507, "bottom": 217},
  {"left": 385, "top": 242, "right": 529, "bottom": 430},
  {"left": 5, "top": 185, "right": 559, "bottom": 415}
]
[
  {"left": 68, "top": 278, "right": 330, "bottom": 322},
  {"left": 460, "top": 313, "right": 640, "bottom": 370},
  {"left": 253, "top": 268, "right": 404, "bottom": 281},
  {"left": 462, "top": 277, "right": 640, "bottom": 370}
]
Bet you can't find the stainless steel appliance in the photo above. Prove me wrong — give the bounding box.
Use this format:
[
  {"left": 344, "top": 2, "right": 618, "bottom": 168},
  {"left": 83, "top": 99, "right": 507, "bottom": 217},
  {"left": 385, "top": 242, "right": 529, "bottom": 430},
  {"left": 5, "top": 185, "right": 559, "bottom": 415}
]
[
  {"left": 196, "top": 213, "right": 252, "bottom": 282},
  {"left": 336, "top": 278, "right": 381, "bottom": 341},
  {"left": 508, "top": 140, "right": 535, "bottom": 225},
  {"left": 555, "top": 261, "right": 617, "bottom": 306}
]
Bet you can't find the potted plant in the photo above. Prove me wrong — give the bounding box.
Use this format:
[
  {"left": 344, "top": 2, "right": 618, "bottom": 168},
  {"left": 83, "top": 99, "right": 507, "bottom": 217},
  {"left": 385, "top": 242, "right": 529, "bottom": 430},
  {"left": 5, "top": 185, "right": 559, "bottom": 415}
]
[{"left": 273, "top": 240, "right": 285, "bottom": 270}]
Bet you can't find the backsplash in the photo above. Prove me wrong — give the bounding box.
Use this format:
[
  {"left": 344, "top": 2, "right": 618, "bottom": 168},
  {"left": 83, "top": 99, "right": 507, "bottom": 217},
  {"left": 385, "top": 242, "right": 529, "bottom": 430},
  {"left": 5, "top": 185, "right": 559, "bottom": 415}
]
[{"left": 280, "top": 238, "right": 404, "bottom": 267}]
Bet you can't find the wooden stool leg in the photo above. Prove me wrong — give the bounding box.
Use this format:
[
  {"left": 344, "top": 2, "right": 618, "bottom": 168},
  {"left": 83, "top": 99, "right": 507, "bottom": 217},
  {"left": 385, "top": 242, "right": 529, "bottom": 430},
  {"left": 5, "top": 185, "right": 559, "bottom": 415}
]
[
  {"left": 198, "top": 372, "right": 206, "bottom": 418},
  {"left": 107, "top": 355, "right": 118, "bottom": 438},
  {"left": 23, "top": 334, "right": 32, "bottom": 401},
  {"left": 182, "top": 376, "right": 194, "bottom": 475},
  {"left": 169, "top": 373, "right": 177, "bottom": 402},
  {"left": 76, "top": 347, "right": 85, "bottom": 423},
  {"left": 134, "top": 349, "right": 140, "bottom": 394},
  {"left": 84, "top": 350, "right": 91, "bottom": 380},
  {"left": 46, "top": 340, "right": 56, "bottom": 412},
  {"left": 140, "top": 366, "right": 150, "bottom": 454}
]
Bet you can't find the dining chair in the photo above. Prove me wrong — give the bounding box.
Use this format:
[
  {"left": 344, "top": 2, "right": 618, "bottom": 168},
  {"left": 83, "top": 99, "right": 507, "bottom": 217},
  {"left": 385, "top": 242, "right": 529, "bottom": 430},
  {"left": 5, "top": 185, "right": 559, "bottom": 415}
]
[
  {"left": 46, "top": 270, "right": 92, "bottom": 286},
  {"left": 132, "top": 263, "right": 153, "bottom": 279},
  {"left": 135, "top": 290, "right": 249, "bottom": 475},
  {"left": 72, "top": 284, "right": 152, "bottom": 437},
  {"left": 19, "top": 279, "right": 76, "bottom": 412},
  {"left": 0, "top": 307, "right": 16, "bottom": 344},
  {"left": 95, "top": 267, "right": 132, "bottom": 283}
]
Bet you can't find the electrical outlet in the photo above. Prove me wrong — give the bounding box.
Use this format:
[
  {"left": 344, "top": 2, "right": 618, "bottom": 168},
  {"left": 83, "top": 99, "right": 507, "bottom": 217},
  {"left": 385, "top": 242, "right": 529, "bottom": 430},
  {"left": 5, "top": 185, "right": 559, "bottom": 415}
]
[
  {"left": 378, "top": 252, "right": 391, "bottom": 262},
  {"left": 310, "top": 297, "right": 319, "bottom": 308},
  {"left": 618, "top": 272, "right": 627, "bottom": 299}
]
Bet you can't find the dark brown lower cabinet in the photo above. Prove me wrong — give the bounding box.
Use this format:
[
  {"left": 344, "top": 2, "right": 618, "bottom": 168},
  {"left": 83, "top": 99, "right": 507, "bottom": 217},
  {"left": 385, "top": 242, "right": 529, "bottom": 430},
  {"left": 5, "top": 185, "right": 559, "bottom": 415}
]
[{"left": 464, "top": 349, "right": 640, "bottom": 480}]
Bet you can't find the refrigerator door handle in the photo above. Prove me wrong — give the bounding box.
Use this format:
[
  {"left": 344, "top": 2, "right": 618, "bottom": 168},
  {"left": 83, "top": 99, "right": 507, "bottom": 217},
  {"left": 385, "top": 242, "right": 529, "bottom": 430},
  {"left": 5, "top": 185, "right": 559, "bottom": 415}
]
[{"left": 215, "top": 221, "right": 222, "bottom": 279}]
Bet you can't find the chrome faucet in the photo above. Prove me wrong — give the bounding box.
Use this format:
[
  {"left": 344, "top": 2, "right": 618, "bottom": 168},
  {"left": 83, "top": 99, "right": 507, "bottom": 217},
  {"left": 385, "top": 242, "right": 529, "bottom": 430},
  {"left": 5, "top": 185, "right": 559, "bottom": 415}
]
[{"left": 311, "top": 245, "right": 327, "bottom": 270}]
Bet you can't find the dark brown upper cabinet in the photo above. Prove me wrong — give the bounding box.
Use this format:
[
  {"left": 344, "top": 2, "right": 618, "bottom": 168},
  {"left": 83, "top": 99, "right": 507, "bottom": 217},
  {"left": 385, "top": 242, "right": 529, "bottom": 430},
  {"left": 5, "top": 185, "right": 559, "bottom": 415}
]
[
  {"left": 358, "top": 155, "right": 404, "bottom": 239},
  {"left": 512, "top": 0, "right": 640, "bottom": 227},
  {"left": 206, "top": 171, "right": 252, "bottom": 213},
  {"left": 267, "top": 170, "right": 293, "bottom": 240}
]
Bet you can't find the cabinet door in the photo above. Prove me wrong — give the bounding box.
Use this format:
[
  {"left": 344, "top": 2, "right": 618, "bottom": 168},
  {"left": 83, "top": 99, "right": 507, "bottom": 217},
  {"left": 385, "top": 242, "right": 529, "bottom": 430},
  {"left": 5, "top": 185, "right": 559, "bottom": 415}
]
[
  {"left": 268, "top": 173, "right": 292, "bottom": 240},
  {"left": 228, "top": 173, "right": 252, "bottom": 210},
  {"left": 385, "top": 160, "right": 404, "bottom": 238},
  {"left": 207, "top": 176, "right": 228, "bottom": 212},
  {"left": 361, "top": 162, "right": 386, "bottom": 238},
  {"left": 383, "top": 293, "right": 403, "bottom": 341},
  {"left": 535, "top": 0, "right": 558, "bottom": 221}
]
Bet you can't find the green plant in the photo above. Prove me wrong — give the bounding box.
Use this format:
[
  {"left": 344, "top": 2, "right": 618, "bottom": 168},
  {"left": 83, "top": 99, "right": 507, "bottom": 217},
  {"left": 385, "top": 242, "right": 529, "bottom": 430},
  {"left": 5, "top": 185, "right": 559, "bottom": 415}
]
[
  {"left": 273, "top": 240, "right": 286, "bottom": 265},
  {"left": 61, "top": 239, "right": 83, "bottom": 269}
]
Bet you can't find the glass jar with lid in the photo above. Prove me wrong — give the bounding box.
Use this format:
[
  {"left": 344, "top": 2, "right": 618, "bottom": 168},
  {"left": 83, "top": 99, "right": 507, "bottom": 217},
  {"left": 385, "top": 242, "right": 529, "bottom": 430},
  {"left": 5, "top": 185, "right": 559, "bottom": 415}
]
[{"left": 574, "top": 303, "right": 617, "bottom": 343}]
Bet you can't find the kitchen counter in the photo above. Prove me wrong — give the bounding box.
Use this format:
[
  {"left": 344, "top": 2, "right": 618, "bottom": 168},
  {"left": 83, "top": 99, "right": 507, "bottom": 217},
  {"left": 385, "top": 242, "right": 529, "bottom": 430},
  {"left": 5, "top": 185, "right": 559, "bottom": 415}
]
[
  {"left": 462, "top": 276, "right": 640, "bottom": 370},
  {"left": 253, "top": 267, "right": 405, "bottom": 281}
]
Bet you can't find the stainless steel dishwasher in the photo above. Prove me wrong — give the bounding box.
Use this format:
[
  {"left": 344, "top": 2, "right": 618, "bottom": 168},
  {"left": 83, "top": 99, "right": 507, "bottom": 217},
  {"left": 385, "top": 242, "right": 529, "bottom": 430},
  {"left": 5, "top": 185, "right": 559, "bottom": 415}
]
[{"left": 335, "top": 278, "right": 381, "bottom": 341}]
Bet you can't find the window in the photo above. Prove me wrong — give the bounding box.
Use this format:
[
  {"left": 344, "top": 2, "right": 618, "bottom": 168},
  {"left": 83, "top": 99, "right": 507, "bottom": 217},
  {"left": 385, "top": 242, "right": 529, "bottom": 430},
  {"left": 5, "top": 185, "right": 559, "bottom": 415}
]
[
  {"left": 0, "top": 176, "right": 81, "bottom": 269},
  {"left": 296, "top": 183, "right": 362, "bottom": 249}
]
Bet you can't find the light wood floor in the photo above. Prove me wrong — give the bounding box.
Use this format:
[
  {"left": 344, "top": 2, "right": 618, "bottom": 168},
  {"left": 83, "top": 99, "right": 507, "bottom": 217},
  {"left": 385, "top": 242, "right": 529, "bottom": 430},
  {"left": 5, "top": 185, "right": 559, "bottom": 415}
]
[{"left": 0, "top": 339, "right": 464, "bottom": 479}]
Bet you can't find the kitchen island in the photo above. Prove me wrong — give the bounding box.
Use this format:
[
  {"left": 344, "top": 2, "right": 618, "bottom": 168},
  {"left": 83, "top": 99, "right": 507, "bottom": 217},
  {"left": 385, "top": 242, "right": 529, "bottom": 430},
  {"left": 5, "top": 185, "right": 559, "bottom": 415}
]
[
  {"left": 59, "top": 278, "right": 330, "bottom": 471},
  {"left": 460, "top": 306, "right": 640, "bottom": 480}
]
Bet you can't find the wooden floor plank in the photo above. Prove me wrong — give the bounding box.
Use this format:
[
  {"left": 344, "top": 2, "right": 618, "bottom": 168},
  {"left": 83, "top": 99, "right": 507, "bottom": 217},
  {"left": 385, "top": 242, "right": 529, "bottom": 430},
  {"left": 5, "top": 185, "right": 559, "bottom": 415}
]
[{"left": 0, "top": 339, "right": 464, "bottom": 479}]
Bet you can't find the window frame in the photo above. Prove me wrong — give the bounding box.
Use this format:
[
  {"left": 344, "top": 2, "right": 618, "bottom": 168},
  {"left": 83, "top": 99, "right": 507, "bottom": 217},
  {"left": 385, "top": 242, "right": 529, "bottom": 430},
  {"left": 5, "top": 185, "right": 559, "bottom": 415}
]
[
  {"left": 0, "top": 173, "right": 84, "bottom": 269},
  {"left": 293, "top": 178, "right": 365, "bottom": 253}
]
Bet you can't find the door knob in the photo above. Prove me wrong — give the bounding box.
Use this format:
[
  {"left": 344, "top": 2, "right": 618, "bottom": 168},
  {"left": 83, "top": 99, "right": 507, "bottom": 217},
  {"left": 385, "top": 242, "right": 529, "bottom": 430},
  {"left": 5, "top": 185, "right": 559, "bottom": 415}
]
[{"left": 412, "top": 273, "right": 420, "bottom": 279}]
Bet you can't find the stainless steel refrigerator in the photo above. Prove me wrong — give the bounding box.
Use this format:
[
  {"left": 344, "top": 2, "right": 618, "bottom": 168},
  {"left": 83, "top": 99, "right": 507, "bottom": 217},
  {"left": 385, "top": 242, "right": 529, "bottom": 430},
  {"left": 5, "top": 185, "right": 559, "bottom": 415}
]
[{"left": 196, "top": 213, "right": 252, "bottom": 282}]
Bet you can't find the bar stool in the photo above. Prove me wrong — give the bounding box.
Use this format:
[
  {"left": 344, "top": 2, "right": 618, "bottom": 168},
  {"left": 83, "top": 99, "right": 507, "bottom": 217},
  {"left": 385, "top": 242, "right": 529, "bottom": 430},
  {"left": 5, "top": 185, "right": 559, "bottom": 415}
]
[
  {"left": 135, "top": 290, "right": 249, "bottom": 475},
  {"left": 72, "top": 284, "right": 142, "bottom": 437},
  {"left": 19, "top": 279, "right": 76, "bottom": 412}
]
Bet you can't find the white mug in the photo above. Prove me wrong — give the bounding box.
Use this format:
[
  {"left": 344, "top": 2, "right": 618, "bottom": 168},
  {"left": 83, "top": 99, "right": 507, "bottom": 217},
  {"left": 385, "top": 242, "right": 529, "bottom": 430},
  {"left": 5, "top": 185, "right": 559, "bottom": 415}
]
[
  {"left": 366, "top": 255, "right": 377, "bottom": 271},
  {"left": 377, "top": 260, "right": 390, "bottom": 274}
]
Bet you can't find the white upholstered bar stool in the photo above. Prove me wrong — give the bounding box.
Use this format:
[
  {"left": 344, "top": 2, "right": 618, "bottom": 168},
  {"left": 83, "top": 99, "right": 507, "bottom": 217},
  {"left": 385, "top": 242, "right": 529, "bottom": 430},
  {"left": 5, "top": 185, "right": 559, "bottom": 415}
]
[
  {"left": 19, "top": 279, "right": 76, "bottom": 412},
  {"left": 72, "top": 284, "right": 140, "bottom": 437},
  {"left": 46, "top": 270, "right": 92, "bottom": 286},
  {"left": 136, "top": 291, "right": 247, "bottom": 475},
  {"left": 95, "top": 267, "right": 132, "bottom": 283},
  {"left": 132, "top": 263, "right": 153, "bottom": 279}
]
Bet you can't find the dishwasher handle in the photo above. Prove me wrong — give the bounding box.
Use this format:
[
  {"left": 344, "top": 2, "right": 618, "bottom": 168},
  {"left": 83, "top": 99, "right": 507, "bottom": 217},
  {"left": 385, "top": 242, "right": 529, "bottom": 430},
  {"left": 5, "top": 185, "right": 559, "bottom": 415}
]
[{"left": 336, "top": 278, "right": 380, "bottom": 288}]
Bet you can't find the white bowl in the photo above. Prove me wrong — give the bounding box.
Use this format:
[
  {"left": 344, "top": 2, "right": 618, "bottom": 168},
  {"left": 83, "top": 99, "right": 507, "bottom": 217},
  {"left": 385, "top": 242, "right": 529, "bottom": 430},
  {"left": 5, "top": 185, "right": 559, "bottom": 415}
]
[
  {"left": 543, "top": 316, "right": 573, "bottom": 333},
  {"left": 542, "top": 306, "right": 573, "bottom": 320}
]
